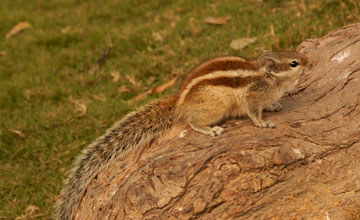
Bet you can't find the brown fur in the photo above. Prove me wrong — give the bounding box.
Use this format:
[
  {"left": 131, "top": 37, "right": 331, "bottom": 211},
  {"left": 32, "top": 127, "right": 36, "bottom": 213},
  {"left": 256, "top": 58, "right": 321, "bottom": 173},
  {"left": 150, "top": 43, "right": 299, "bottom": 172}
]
[
  {"left": 55, "top": 51, "right": 309, "bottom": 219},
  {"left": 180, "top": 56, "right": 259, "bottom": 91},
  {"left": 184, "top": 75, "right": 261, "bottom": 101},
  {"left": 177, "top": 51, "right": 308, "bottom": 136},
  {"left": 55, "top": 96, "right": 178, "bottom": 220}
]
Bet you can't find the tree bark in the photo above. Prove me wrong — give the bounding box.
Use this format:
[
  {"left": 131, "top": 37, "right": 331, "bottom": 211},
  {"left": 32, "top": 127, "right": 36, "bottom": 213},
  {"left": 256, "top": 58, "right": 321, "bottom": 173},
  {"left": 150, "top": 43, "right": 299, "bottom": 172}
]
[{"left": 75, "top": 23, "right": 360, "bottom": 220}]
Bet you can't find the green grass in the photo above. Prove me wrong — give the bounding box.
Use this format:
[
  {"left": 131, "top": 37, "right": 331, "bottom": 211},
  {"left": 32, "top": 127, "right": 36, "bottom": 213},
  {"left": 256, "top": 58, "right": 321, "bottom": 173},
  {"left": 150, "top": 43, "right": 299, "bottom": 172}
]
[{"left": 0, "top": 0, "right": 359, "bottom": 218}]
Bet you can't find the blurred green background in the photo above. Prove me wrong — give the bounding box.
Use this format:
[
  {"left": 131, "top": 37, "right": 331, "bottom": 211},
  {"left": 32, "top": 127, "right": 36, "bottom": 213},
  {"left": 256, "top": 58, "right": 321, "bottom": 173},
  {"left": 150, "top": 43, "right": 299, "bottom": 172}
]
[{"left": 1, "top": 0, "right": 359, "bottom": 218}]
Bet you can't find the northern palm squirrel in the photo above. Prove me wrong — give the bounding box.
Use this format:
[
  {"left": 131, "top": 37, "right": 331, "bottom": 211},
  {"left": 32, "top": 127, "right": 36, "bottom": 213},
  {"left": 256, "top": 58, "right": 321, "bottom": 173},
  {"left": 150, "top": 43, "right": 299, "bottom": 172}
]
[{"left": 55, "top": 51, "right": 309, "bottom": 219}]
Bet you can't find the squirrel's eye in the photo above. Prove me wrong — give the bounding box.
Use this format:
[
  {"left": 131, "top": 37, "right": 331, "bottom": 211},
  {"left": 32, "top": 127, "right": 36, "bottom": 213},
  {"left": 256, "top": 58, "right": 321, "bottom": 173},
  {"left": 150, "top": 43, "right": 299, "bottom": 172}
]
[{"left": 290, "top": 61, "right": 298, "bottom": 67}]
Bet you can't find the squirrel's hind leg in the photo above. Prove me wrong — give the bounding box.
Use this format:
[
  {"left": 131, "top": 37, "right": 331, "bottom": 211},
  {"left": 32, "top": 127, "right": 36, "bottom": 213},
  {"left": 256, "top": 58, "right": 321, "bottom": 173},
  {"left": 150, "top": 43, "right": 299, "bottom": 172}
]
[
  {"left": 189, "top": 122, "right": 224, "bottom": 137},
  {"left": 186, "top": 108, "right": 225, "bottom": 136}
]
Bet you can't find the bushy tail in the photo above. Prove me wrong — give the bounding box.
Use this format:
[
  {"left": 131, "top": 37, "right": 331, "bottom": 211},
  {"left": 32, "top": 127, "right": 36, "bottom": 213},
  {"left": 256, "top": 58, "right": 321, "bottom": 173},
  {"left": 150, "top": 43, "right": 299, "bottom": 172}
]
[{"left": 55, "top": 96, "right": 177, "bottom": 220}]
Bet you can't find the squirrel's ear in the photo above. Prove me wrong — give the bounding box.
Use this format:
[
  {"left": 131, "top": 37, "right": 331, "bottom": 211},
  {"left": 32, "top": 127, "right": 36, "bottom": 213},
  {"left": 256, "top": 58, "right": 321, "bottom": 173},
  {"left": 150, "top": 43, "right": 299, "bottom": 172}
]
[{"left": 264, "top": 59, "right": 275, "bottom": 72}]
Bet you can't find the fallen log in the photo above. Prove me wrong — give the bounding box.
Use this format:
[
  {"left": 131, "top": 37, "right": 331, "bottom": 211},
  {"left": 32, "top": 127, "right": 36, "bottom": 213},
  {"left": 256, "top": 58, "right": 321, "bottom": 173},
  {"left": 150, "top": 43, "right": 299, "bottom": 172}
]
[{"left": 75, "top": 23, "right": 360, "bottom": 220}]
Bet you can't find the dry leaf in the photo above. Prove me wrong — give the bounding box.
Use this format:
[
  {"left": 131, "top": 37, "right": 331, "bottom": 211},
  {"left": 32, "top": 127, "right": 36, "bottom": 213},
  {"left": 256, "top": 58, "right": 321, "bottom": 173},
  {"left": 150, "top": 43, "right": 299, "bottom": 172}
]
[
  {"left": 25, "top": 89, "right": 36, "bottom": 100},
  {"left": 135, "top": 77, "right": 177, "bottom": 101},
  {"left": 75, "top": 103, "right": 87, "bottom": 116},
  {"left": 5, "top": 21, "right": 31, "bottom": 39},
  {"left": 61, "top": 27, "right": 72, "bottom": 34},
  {"left": 70, "top": 98, "right": 87, "bottom": 117},
  {"left": 192, "top": 26, "right": 201, "bottom": 35},
  {"left": 10, "top": 130, "right": 26, "bottom": 138},
  {"left": 308, "top": 3, "right": 320, "bottom": 10},
  {"left": 299, "top": 0, "right": 307, "bottom": 11},
  {"left": 15, "top": 205, "right": 41, "bottom": 220},
  {"left": 93, "top": 94, "right": 107, "bottom": 102},
  {"left": 270, "top": 24, "right": 275, "bottom": 36},
  {"left": 152, "top": 32, "right": 164, "bottom": 42},
  {"left": 125, "top": 75, "right": 141, "bottom": 88},
  {"left": 171, "top": 68, "right": 184, "bottom": 77},
  {"left": 229, "top": 37, "right": 257, "bottom": 50},
  {"left": 0, "top": 51, "right": 6, "bottom": 57},
  {"left": 204, "top": 17, "right": 231, "bottom": 25},
  {"left": 154, "top": 15, "right": 161, "bottom": 24},
  {"left": 146, "top": 76, "right": 156, "bottom": 85},
  {"left": 110, "top": 70, "right": 120, "bottom": 82},
  {"left": 88, "top": 64, "right": 99, "bottom": 75},
  {"left": 134, "top": 91, "right": 151, "bottom": 101},
  {"left": 163, "top": 9, "right": 176, "bottom": 20},
  {"left": 145, "top": 12, "right": 153, "bottom": 17},
  {"left": 25, "top": 205, "right": 39, "bottom": 214},
  {"left": 152, "top": 77, "right": 177, "bottom": 94},
  {"left": 118, "top": 85, "right": 130, "bottom": 93},
  {"left": 25, "top": 88, "right": 56, "bottom": 100}
]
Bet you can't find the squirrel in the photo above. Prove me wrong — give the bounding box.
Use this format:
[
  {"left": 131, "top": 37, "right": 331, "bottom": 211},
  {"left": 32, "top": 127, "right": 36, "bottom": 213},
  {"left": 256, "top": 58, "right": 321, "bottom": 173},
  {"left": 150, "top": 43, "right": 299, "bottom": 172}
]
[{"left": 55, "top": 51, "right": 309, "bottom": 219}]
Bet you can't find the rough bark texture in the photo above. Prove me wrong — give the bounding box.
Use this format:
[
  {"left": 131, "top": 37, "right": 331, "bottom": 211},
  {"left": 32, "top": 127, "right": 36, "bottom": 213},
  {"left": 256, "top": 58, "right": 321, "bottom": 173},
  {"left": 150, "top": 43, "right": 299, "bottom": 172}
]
[{"left": 75, "top": 23, "right": 360, "bottom": 220}]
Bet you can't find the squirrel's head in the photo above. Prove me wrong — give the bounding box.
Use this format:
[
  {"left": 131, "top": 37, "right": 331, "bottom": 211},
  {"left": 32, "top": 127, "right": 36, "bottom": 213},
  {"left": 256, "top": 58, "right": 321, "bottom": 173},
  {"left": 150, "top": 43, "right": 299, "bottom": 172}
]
[{"left": 258, "top": 51, "right": 309, "bottom": 79}]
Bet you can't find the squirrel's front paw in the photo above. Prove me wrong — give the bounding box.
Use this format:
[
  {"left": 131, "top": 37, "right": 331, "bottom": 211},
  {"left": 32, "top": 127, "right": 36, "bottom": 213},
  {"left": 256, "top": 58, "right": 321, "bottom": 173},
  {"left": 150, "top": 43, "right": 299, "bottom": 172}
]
[
  {"left": 255, "top": 120, "right": 276, "bottom": 128},
  {"left": 210, "top": 126, "right": 224, "bottom": 136}
]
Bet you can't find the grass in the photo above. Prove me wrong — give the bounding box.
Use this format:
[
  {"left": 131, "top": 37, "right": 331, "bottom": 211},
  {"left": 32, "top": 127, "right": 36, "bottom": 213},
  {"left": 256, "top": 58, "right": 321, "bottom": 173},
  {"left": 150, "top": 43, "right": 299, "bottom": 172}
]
[{"left": 0, "top": 0, "right": 359, "bottom": 218}]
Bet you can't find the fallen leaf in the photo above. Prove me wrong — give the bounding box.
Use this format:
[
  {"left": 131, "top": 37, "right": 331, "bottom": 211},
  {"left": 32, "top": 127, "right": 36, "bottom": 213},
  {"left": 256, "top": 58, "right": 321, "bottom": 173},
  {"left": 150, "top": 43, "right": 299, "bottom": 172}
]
[
  {"left": 125, "top": 75, "right": 141, "bottom": 88},
  {"left": 25, "top": 88, "right": 56, "bottom": 100},
  {"left": 152, "top": 32, "right": 164, "bottom": 42},
  {"left": 153, "top": 15, "right": 161, "bottom": 24},
  {"left": 61, "top": 26, "right": 72, "bottom": 34},
  {"left": 0, "top": 51, "right": 6, "bottom": 57},
  {"left": 308, "top": 3, "right": 320, "bottom": 10},
  {"left": 171, "top": 68, "right": 184, "bottom": 77},
  {"left": 135, "top": 77, "right": 177, "bottom": 101},
  {"left": 192, "top": 26, "right": 201, "bottom": 35},
  {"left": 163, "top": 9, "right": 176, "bottom": 20},
  {"left": 15, "top": 215, "right": 26, "bottom": 220},
  {"left": 210, "top": 3, "right": 220, "bottom": 11},
  {"left": 25, "top": 205, "right": 39, "bottom": 214},
  {"left": 74, "top": 103, "right": 87, "bottom": 116},
  {"left": 93, "top": 94, "right": 107, "bottom": 102},
  {"left": 118, "top": 85, "right": 130, "bottom": 93},
  {"left": 70, "top": 98, "right": 87, "bottom": 117},
  {"left": 134, "top": 91, "right": 151, "bottom": 101},
  {"left": 270, "top": 24, "right": 275, "bottom": 36},
  {"left": 25, "top": 89, "right": 35, "bottom": 100},
  {"left": 5, "top": 21, "right": 31, "bottom": 39},
  {"left": 152, "top": 77, "right": 177, "bottom": 94},
  {"left": 204, "top": 17, "right": 231, "bottom": 25},
  {"left": 145, "top": 11, "right": 153, "bottom": 17},
  {"left": 146, "top": 76, "right": 156, "bottom": 85},
  {"left": 15, "top": 205, "right": 42, "bottom": 220},
  {"left": 88, "top": 64, "right": 99, "bottom": 75},
  {"left": 229, "top": 37, "right": 257, "bottom": 50},
  {"left": 110, "top": 70, "right": 120, "bottom": 82},
  {"left": 299, "top": 0, "right": 307, "bottom": 11},
  {"left": 10, "top": 130, "right": 26, "bottom": 138}
]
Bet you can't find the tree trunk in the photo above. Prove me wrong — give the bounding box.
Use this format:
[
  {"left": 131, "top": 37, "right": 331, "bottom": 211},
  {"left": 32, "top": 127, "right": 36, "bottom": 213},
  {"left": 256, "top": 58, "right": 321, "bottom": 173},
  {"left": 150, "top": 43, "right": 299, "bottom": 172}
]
[{"left": 75, "top": 23, "right": 360, "bottom": 220}]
